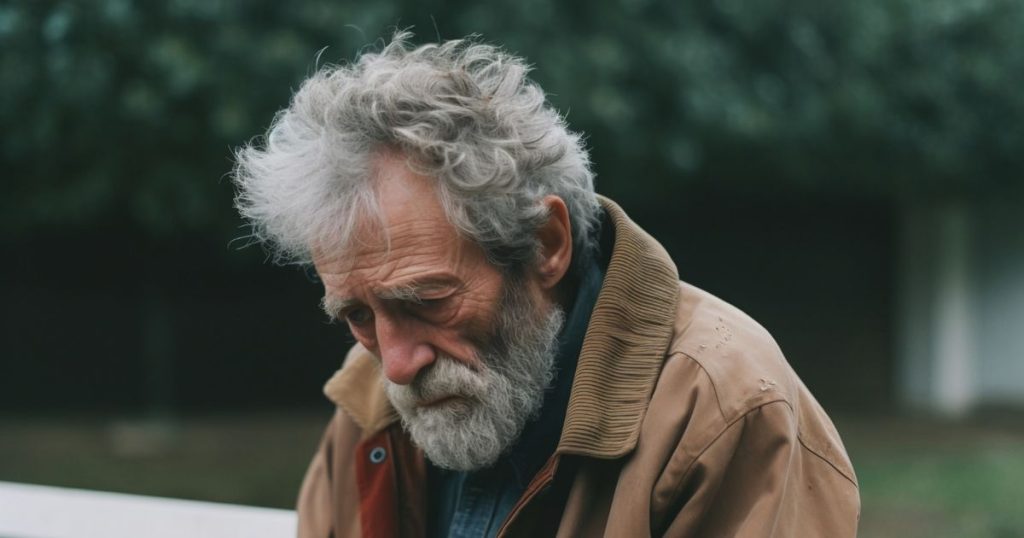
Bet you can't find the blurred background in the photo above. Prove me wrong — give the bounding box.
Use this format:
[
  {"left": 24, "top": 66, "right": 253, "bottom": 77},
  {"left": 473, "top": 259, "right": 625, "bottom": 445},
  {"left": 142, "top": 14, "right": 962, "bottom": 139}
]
[{"left": 2, "top": 0, "right": 1023, "bottom": 536}]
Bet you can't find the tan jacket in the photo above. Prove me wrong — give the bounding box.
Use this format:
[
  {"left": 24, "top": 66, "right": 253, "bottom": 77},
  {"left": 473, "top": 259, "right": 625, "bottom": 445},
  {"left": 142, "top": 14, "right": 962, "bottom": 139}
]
[{"left": 297, "top": 197, "right": 860, "bottom": 537}]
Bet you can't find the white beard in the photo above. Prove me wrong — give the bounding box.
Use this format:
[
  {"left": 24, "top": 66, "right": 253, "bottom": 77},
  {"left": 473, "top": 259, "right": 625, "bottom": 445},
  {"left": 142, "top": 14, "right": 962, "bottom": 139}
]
[{"left": 385, "top": 283, "right": 565, "bottom": 471}]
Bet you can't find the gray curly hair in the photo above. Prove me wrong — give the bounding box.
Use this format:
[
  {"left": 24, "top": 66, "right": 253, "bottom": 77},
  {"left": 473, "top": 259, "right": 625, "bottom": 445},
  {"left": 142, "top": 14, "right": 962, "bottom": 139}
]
[{"left": 232, "top": 32, "right": 600, "bottom": 273}]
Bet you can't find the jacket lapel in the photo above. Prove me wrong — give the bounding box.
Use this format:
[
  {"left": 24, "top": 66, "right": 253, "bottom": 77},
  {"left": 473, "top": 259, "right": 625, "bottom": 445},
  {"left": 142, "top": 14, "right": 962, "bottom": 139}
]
[{"left": 324, "top": 346, "right": 399, "bottom": 439}]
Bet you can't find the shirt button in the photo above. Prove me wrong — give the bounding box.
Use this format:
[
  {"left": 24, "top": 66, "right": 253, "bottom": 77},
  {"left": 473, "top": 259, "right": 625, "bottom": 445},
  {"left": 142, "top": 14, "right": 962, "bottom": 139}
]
[{"left": 369, "top": 446, "right": 387, "bottom": 464}]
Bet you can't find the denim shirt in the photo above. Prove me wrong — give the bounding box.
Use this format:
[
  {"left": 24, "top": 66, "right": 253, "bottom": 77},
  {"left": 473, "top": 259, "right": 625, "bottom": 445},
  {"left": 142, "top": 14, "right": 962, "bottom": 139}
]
[{"left": 427, "top": 257, "right": 605, "bottom": 538}]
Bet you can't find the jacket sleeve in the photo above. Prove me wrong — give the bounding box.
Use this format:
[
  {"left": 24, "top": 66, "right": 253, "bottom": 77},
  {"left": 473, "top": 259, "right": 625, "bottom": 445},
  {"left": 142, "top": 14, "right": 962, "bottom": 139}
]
[
  {"left": 296, "top": 408, "right": 369, "bottom": 538},
  {"left": 297, "top": 413, "right": 337, "bottom": 538},
  {"left": 658, "top": 401, "right": 860, "bottom": 537}
]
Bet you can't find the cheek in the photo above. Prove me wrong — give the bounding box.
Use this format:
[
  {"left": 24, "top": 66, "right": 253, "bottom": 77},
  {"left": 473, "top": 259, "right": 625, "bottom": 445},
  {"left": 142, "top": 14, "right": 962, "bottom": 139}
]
[
  {"left": 457, "top": 283, "right": 505, "bottom": 327},
  {"left": 348, "top": 323, "right": 377, "bottom": 350},
  {"left": 450, "top": 307, "right": 501, "bottom": 354}
]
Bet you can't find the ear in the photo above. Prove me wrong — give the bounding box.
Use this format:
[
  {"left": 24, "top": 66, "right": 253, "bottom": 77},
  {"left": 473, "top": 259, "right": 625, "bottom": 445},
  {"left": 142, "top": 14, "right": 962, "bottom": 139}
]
[{"left": 534, "top": 195, "right": 573, "bottom": 290}]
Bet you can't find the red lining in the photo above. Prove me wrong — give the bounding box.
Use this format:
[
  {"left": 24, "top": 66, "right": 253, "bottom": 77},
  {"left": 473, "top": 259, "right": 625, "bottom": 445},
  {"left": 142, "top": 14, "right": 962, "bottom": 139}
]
[{"left": 355, "top": 431, "right": 400, "bottom": 538}]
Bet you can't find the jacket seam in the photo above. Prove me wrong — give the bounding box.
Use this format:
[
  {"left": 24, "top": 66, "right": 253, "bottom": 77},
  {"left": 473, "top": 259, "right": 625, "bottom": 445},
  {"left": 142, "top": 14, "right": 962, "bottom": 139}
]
[
  {"left": 676, "top": 350, "right": 792, "bottom": 423},
  {"left": 661, "top": 401, "right": 753, "bottom": 520},
  {"left": 796, "top": 435, "right": 858, "bottom": 488},
  {"left": 672, "top": 399, "right": 792, "bottom": 493},
  {"left": 670, "top": 351, "right": 728, "bottom": 420},
  {"left": 677, "top": 351, "right": 858, "bottom": 489},
  {"left": 667, "top": 397, "right": 857, "bottom": 507}
]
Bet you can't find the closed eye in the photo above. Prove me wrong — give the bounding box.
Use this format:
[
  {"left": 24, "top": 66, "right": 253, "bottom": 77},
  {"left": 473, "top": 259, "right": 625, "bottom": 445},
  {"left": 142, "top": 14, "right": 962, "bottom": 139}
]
[
  {"left": 404, "top": 296, "right": 453, "bottom": 318},
  {"left": 344, "top": 306, "right": 374, "bottom": 326}
]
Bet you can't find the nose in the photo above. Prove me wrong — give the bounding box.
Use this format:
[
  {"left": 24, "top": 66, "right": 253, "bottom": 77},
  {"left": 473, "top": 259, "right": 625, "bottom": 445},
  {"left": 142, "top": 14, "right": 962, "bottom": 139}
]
[{"left": 375, "top": 314, "right": 436, "bottom": 385}]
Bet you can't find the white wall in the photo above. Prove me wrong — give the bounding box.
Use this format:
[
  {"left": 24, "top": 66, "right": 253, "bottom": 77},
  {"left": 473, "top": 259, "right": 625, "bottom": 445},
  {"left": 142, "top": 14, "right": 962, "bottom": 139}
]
[
  {"left": 898, "top": 200, "right": 975, "bottom": 415},
  {"left": 973, "top": 190, "right": 1024, "bottom": 404},
  {"left": 898, "top": 189, "right": 1024, "bottom": 414}
]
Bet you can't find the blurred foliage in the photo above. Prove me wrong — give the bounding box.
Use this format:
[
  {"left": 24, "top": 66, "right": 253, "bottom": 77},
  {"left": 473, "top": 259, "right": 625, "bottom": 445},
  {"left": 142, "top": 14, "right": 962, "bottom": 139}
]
[
  {"left": 3, "top": 0, "right": 1023, "bottom": 245},
  {"left": 1, "top": 0, "right": 399, "bottom": 240}
]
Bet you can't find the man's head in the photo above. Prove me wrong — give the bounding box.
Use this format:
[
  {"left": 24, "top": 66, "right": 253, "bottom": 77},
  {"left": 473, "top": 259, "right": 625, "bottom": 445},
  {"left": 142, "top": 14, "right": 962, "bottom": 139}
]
[
  {"left": 232, "top": 33, "right": 599, "bottom": 470},
  {"left": 312, "top": 154, "right": 572, "bottom": 470},
  {"left": 233, "top": 32, "right": 599, "bottom": 271}
]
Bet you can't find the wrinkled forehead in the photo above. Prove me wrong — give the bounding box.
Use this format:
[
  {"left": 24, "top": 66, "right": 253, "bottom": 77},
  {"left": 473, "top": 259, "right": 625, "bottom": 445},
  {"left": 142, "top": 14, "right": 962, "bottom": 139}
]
[
  {"left": 312, "top": 222, "right": 466, "bottom": 278},
  {"left": 311, "top": 153, "right": 469, "bottom": 277}
]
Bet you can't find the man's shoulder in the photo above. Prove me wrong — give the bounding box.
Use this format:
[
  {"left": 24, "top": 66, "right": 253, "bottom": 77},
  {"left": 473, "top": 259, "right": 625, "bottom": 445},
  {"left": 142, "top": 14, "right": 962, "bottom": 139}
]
[
  {"left": 664, "top": 281, "right": 796, "bottom": 422},
  {"left": 649, "top": 280, "right": 857, "bottom": 486}
]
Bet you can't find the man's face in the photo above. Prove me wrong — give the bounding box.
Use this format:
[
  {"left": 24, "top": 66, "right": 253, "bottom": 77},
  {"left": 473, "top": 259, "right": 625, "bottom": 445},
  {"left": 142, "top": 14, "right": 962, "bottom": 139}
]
[{"left": 315, "top": 151, "right": 563, "bottom": 470}]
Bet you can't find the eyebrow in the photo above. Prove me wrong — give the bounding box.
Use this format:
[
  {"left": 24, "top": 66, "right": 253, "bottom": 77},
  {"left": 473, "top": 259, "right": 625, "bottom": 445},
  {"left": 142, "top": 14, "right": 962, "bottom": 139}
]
[
  {"left": 321, "top": 276, "right": 460, "bottom": 320},
  {"left": 321, "top": 295, "right": 356, "bottom": 320}
]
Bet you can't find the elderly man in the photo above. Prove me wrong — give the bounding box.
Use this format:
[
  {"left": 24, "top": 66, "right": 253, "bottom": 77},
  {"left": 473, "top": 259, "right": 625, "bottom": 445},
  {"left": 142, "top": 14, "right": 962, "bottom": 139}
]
[{"left": 233, "top": 34, "right": 859, "bottom": 537}]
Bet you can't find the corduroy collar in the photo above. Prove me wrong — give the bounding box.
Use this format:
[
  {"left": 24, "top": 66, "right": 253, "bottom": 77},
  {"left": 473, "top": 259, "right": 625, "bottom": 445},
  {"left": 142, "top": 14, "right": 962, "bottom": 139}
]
[{"left": 324, "top": 196, "right": 681, "bottom": 455}]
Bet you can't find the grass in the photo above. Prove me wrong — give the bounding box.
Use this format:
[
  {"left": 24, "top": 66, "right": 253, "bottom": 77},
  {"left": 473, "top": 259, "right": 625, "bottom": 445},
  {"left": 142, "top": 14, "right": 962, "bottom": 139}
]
[
  {"left": 0, "top": 411, "right": 330, "bottom": 508},
  {"left": 2, "top": 411, "right": 1024, "bottom": 536},
  {"left": 837, "top": 415, "right": 1024, "bottom": 538}
]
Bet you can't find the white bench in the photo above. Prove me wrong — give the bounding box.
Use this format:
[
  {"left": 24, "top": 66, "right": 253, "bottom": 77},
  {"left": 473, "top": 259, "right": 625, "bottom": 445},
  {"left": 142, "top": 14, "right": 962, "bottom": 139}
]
[{"left": 0, "top": 481, "right": 297, "bottom": 538}]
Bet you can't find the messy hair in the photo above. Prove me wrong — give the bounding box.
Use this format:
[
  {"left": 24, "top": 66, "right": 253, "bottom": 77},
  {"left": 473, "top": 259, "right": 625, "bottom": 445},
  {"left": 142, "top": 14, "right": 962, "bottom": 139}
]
[{"left": 232, "top": 32, "right": 599, "bottom": 272}]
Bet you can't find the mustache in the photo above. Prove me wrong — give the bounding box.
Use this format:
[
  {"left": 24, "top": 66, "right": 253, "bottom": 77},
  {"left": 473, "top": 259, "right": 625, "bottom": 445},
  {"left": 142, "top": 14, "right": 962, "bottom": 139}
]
[{"left": 390, "top": 355, "right": 489, "bottom": 406}]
